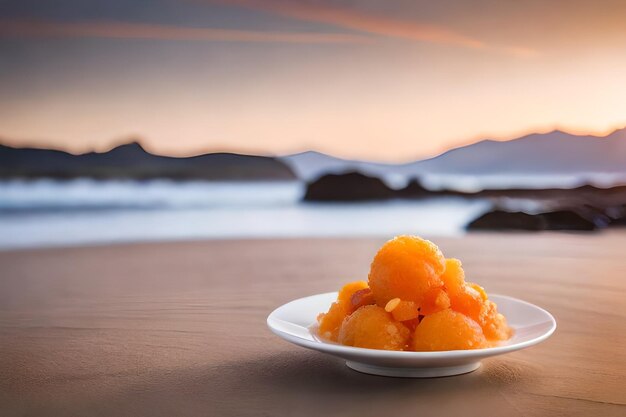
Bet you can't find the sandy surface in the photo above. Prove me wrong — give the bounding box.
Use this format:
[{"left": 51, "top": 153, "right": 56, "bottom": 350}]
[{"left": 1, "top": 233, "right": 625, "bottom": 416}]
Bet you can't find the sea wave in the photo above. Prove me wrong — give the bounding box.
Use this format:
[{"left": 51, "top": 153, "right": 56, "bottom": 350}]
[{"left": 0, "top": 179, "right": 490, "bottom": 249}]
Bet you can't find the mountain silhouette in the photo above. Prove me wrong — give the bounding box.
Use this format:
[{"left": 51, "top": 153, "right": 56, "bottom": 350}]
[
  {"left": 281, "top": 128, "right": 626, "bottom": 184},
  {"left": 405, "top": 128, "right": 626, "bottom": 175},
  {"left": 2, "top": 127, "right": 625, "bottom": 184},
  {"left": 0, "top": 141, "right": 296, "bottom": 180}
]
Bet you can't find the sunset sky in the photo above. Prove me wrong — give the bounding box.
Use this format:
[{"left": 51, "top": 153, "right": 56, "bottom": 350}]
[{"left": 1, "top": 0, "right": 625, "bottom": 161}]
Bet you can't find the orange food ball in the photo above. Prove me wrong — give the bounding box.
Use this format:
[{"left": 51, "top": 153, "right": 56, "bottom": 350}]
[
  {"left": 338, "top": 305, "right": 410, "bottom": 351},
  {"left": 317, "top": 301, "right": 348, "bottom": 342},
  {"left": 420, "top": 287, "right": 451, "bottom": 315},
  {"left": 481, "top": 300, "right": 513, "bottom": 341},
  {"left": 390, "top": 300, "right": 420, "bottom": 322},
  {"left": 337, "top": 281, "right": 369, "bottom": 304},
  {"left": 350, "top": 288, "right": 376, "bottom": 311},
  {"left": 448, "top": 284, "right": 485, "bottom": 324},
  {"left": 368, "top": 236, "right": 445, "bottom": 308},
  {"left": 412, "top": 309, "right": 487, "bottom": 351},
  {"left": 440, "top": 258, "right": 486, "bottom": 323},
  {"left": 318, "top": 281, "right": 370, "bottom": 341},
  {"left": 441, "top": 258, "right": 466, "bottom": 293},
  {"left": 439, "top": 259, "right": 510, "bottom": 340}
]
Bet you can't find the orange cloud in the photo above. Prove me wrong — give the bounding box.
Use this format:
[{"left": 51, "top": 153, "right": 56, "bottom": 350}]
[
  {"left": 216, "top": 0, "right": 484, "bottom": 48},
  {"left": 212, "top": 0, "right": 536, "bottom": 56},
  {"left": 0, "top": 18, "right": 370, "bottom": 44}
]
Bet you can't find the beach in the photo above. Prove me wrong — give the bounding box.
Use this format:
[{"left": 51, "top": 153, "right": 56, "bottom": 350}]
[{"left": 1, "top": 232, "right": 625, "bottom": 416}]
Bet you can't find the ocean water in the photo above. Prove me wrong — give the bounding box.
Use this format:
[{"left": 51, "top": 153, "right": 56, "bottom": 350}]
[{"left": 0, "top": 180, "right": 491, "bottom": 250}]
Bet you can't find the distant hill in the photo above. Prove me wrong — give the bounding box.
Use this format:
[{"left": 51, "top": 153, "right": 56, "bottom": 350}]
[
  {"left": 3, "top": 127, "right": 625, "bottom": 184},
  {"left": 402, "top": 128, "right": 626, "bottom": 175},
  {"left": 280, "top": 151, "right": 385, "bottom": 182},
  {"left": 0, "top": 142, "right": 296, "bottom": 180},
  {"left": 281, "top": 128, "right": 626, "bottom": 189}
]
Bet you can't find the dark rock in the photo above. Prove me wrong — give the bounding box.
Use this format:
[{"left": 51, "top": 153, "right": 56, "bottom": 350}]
[
  {"left": 304, "top": 172, "right": 394, "bottom": 201},
  {"left": 468, "top": 208, "right": 600, "bottom": 231},
  {"left": 398, "top": 178, "right": 432, "bottom": 198},
  {"left": 573, "top": 205, "right": 612, "bottom": 229},
  {"left": 540, "top": 210, "right": 596, "bottom": 231},
  {"left": 467, "top": 210, "right": 546, "bottom": 231}
]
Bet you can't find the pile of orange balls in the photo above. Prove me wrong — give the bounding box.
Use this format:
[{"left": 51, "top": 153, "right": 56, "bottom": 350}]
[{"left": 317, "top": 235, "right": 512, "bottom": 351}]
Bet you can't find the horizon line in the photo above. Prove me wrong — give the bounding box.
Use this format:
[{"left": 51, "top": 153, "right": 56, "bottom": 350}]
[{"left": 1, "top": 124, "right": 624, "bottom": 163}]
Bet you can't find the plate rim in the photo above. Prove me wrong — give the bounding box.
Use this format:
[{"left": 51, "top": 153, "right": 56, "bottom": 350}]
[{"left": 267, "top": 292, "right": 557, "bottom": 359}]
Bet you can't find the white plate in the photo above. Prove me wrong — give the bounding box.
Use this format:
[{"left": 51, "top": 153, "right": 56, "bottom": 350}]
[{"left": 267, "top": 292, "right": 556, "bottom": 378}]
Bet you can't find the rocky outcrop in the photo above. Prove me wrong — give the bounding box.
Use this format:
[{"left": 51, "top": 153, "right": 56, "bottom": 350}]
[
  {"left": 304, "top": 172, "right": 394, "bottom": 201},
  {"left": 467, "top": 209, "right": 598, "bottom": 231},
  {"left": 541, "top": 210, "right": 597, "bottom": 231},
  {"left": 467, "top": 210, "right": 546, "bottom": 231},
  {"left": 397, "top": 179, "right": 432, "bottom": 198}
]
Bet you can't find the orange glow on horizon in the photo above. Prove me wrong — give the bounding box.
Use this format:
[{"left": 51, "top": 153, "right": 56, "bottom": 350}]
[{"left": 2, "top": 122, "right": 625, "bottom": 163}]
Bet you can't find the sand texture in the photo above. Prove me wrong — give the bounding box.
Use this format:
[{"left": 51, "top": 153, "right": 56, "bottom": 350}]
[{"left": 1, "top": 233, "right": 625, "bottom": 416}]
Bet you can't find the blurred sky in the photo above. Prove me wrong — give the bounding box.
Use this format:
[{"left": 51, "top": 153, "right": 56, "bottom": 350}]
[{"left": 1, "top": 0, "right": 625, "bottom": 161}]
